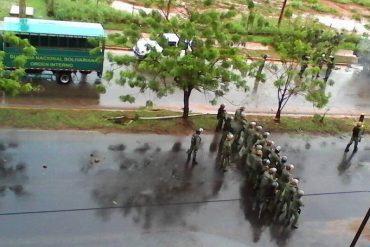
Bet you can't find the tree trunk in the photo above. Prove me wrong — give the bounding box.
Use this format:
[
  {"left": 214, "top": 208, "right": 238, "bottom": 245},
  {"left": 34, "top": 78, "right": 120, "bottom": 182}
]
[
  {"left": 46, "top": 0, "right": 55, "bottom": 17},
  {"left": 274, "top": 108, "right": 281, "bottom": 123},
  {"left": 183, "top": 88, "right": 192, "bottom": 119},
  {"left": 275, "top": 101, "right": 283, "bottom": 123},
  {"left": 19, "top": 0, "right": 26, "bottom": 18},
  {"left": 252, "top": 79, "right": 259, "bottom": 94}
]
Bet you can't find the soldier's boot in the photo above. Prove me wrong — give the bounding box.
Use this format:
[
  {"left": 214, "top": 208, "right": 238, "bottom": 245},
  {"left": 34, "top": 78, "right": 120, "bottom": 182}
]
[
  {"left": 345, "top": 144, "right": 350, "bottom": 152},
  {"left": 291, "top": 212, "right": 299, "bottom": 229},
  {"left": 354, "top": 143, "right": 358, "bottom": 152}
]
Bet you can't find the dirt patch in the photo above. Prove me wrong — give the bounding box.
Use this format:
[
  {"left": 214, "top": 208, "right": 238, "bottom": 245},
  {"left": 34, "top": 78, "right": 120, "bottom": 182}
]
[
  {"left": 325, "top": 218, "right": 370, "bottom": 242},
  {"left": 349, "top": 219, "right": 370, "bottom": 241},
  {"left": 320, "top": 0, "right": 370, "bottom": 17}
]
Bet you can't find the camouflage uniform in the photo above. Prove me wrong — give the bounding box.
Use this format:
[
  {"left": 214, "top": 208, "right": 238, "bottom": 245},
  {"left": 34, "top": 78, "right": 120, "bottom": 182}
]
[
  {"left": 187, "top": 132, "right": 202, "bottom": 163},
  {"left": 274, "top": 181, "right": 298, "bottom": 221},
  {"left": 221, "top": 136, "right": 233, "bottom": 171}
]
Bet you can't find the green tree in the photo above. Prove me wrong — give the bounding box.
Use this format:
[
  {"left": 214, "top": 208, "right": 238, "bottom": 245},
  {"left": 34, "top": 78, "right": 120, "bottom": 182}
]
[
  {"left": 270, "top": 19, "right": 338, "bottom": 122},
  {"left": 106, "top": 0, "right": 252, "bottom": 119},
  {"left": 0, "top": 33, "right": 36, "bottom": 96}
]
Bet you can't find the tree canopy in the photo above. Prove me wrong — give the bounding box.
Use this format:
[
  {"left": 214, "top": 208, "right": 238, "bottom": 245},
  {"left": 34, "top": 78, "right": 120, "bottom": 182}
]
[
  {"left": 105, "top": 0, "right": 254, "bottom": 118},
  {"left": 0, "top": 33, "right": 36, "bottom": 96},
  {"left": 268, "top": 18, "right": 339, "bottom": 122}
]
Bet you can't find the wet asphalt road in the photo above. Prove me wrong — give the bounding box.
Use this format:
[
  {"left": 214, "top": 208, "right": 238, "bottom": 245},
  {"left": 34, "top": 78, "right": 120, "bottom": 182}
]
[
  {"left": 0, "top": 129, "right": 369, "bottom": 247},
  {"left": 2, "top": 51, "right": 370, "bottom": 116}
]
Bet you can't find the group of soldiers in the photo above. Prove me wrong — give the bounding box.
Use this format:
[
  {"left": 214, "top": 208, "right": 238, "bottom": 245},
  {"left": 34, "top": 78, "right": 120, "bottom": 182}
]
[
  {"left": 186, "top": 103, "right": 365, "bottom": 229},
  {"left": 187, "top": 104, "right": 305, "bottom": 229},
  {"left": 298, "top": 53, "right": 335, "bottom": 82},
  {"left": 218, "top": 105, "right": 304, "bottom": 229}
]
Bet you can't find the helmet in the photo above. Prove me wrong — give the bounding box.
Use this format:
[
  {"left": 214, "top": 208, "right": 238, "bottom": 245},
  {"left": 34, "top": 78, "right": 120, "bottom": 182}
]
[
  {"left": 198, "top": 128, "right": 204, "bottom": 133},
  {"left": 227, "top": 133, "right": 234, "bottom": 140},
  {"left": 263, "top": 54, "right": 268, "bottom": 59},
  {"left": 291, "top": 178, "right": 299, "bottom": 185},
  {"left": 288, "top": 164, "right": 295, "bottom": 170},
  {"left": 240, "top": 106, "right": 245, "bottom": 111},
  {"left": 269, "top": 167, "right": 277, "bottom": 174},
  {"left": 262, "top": 159, "right": 271, "bottom": 165},
  {"left": 256, "top": 126, "right": 263, "bottom": 132},
  {"left": 281, "top": 155, "right": 288, "bottom": 162},
  {"left": 249, "top": 122, "right": 256, "bottom": 127},
  {"left": 357, "top": 122, "right": 363, "bottom": 127},
  {"left": 256, "top": 144, "right": 263, "bottom": 150},
  {"left": 275, "top": 146, "right": 281, "bottom": 153},
  {"left": 256, "top": 150, "right": 263, "bottom": 157},
  {"left": 220, "top": 104, "right": 225, "bottom": 108},
  {"left": 272, "top": 181, "right": 279, "bottom": 188},
  {"left": 298, "top": 190, "right": 304, "bottom": 196},
  {"left": 267, "top": 140, "right": 274, "bottom": 146},
  {"left": 263, "top": 132, "right": 270, "bottom": 138},
  {"left": 321, "top": 54, "right": 326, "bottom": 57},
  {"left": 329, "top": 55, "right": 334, "bottom": 59}
]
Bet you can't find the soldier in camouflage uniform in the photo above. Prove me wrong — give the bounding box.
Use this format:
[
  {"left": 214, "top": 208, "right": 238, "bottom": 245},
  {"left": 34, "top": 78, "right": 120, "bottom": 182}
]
[
  {"left": 246, "top": 125, "right": 263, "bottom": 156},
  {"left": 276, "top": 155, "right": 288, "bottom": 176},
  {"left": 232, "top": 112, "right": 248, "bottom": 152},
  {"left": 268, "top": 146, "right": 281, "bottom": 168},
  {"left": 324, "top": 55, "right": 335, "bottom": 82},
  {"left": 274, "top": 178, "right": 299, "bottom": 222},
  {"left": 275, "top": 164, "right": 294, "bottom": 208},
  {"left": 262, "top": 140, "right": 274, "bottom": 160},
  {"left": 187, "top": 128, "right": 203, "bottom": 164},
  {"left": 216, "top": 104, "right": 226, "bottom": 132},
  {"left": 239, "top": 121, "right": 256, "bottom": 156},
  {"left": 234, "top": 106, "right": 245, "bottom": 122},
  {"left": 247, "top": 148, "right": 263, "bottom": 182},
  {"left": 286, "top": 189, "right": 304, "bottom": 229},
  {"left": 221, "top": 133, "right": 234, "bottom": 172},
  {"left": 256, "top": 170, "right": 279, "bottom": 217},
  {"left": 345, "top": 122, "right": 364, "bottom": 153}
]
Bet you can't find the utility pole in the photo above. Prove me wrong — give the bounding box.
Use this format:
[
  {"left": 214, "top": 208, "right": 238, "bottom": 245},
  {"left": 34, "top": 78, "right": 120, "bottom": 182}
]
[
  {"left": 350, "top": 207, "right": 370, "bottom": 247},
  {"left": 278, "top": 0, "right": 288, "bottom": 27},
  {"left": 19, "top": 0, "right": 26, "bottom": 18}
]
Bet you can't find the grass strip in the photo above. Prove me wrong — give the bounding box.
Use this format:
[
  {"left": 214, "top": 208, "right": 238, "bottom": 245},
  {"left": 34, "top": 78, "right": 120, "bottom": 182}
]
[{"left": 0, "top": 108, "right": 367, "bottom": 135}]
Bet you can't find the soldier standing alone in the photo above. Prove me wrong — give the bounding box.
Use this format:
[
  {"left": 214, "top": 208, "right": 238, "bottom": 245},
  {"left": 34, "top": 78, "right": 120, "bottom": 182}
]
[
  {"left": 345, "top": 122, "right": 364, "bottom": 153},
  {"left": 216, "top": 104, "right": 226, "bottom": 132},
  {"left": 187, "top": 128, "right": 203, "bottom": 164},
  {"left": 324, "top": 55, "right": 335, "bottom": 82}
]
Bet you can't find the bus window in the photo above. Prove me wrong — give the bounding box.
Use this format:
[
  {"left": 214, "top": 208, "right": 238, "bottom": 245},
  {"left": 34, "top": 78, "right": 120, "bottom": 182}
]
[
  {"left": 68, "top": 38, "right": 78, "bottom": 48},
  {"left": 49, "top": 36, "right": 59, "bottom": 47},
  {"left": 40, "top": 36, "right": 49, "bottom": 46},
  {"left": 29, "top": 35, "right": 39, "bottom": 46},
  {"left": 59, "top": 37, "right": 68, "bottom": 47}
]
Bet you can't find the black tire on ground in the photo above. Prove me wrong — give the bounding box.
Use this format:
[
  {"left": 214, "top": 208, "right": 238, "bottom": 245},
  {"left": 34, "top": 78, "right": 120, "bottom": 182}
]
[{"left": 56, "top": 72, "right": 72, "bottom": 84}]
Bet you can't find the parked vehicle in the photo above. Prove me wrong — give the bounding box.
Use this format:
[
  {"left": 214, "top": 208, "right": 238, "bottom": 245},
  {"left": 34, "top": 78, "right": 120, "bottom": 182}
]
[
  {"left": 133, "top": 33, "right": 193, "bottom": 59},
  {"left": 0, "top": 17, "right": 106, "bottom": 84}
]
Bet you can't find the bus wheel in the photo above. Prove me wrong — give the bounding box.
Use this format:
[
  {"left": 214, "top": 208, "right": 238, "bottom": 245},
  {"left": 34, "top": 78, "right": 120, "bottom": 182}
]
[{"left": 57, "top": 72, "right": 72, "bottom": 84}]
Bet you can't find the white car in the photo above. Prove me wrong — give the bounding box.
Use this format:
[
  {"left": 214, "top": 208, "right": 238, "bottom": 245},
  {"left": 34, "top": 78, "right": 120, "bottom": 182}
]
[
  {"left": 133, "top": 33, "right": 192, "bottom": 59},
  {"left": 133, "top": 38, "right": 163, "bottom": 59}
]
